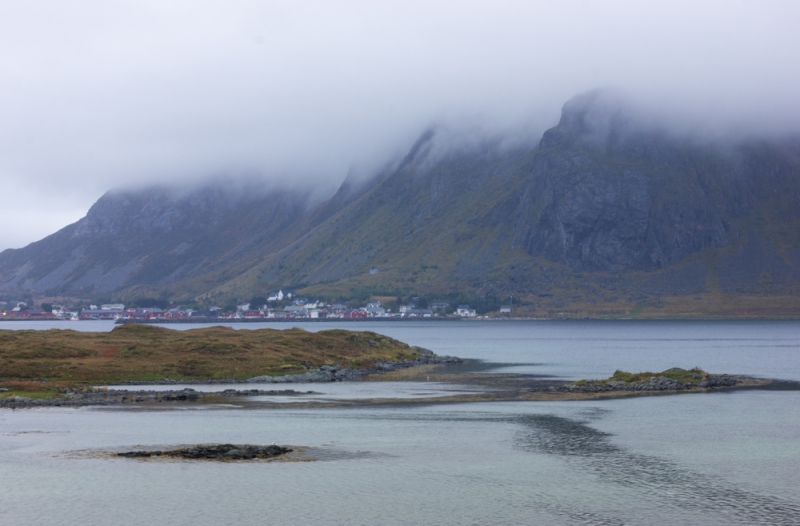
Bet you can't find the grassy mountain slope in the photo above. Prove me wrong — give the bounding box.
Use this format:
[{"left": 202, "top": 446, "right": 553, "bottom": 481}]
[{"left": 204, "top": 136, "right": 538, "bottom": 302}]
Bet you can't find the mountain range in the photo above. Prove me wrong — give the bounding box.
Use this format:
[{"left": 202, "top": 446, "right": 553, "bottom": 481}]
[{"left": 3, "top": 90, "right": 800, "bottom": 316}]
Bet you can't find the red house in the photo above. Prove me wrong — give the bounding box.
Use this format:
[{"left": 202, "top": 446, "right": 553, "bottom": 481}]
[
  {"left": 18, "top": 309, "right": 52, "bottom": 318},
  {"left": 342, "top": 308, "right": 368, "bottom": 319}
]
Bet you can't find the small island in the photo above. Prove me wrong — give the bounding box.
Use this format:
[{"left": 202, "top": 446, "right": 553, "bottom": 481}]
[
  {"left": 546, "top": 367, "right": 743, "bottom": 394},
  {"left": 0, "top": 324, "right": 460, "bottom": 407}
]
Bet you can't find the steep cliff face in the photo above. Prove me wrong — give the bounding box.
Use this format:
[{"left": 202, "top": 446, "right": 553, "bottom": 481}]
[
  {"left": 512, "top": 91, "right": 795, "bottom": 273},
  {"left": 239, "top": 132, "right": 534, "bottom": 291}
]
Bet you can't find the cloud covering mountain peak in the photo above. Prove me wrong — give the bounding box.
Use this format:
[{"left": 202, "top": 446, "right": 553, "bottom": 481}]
[{"left": 2, "top": 1, "right": 800, "bottom": 250}]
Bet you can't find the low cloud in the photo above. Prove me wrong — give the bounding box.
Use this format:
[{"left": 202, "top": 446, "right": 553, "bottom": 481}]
[{"left": 1, "top": 1, "right": 799, "bottom": 249}]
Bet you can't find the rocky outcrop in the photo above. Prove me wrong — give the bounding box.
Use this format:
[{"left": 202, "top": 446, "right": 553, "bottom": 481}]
[
  {"left": 246, "top": 348, "right": 463, "bottom": 383},
  {"left": 553, "top": 374, "right": 739, "bottom": 394},
  {"left": 0, "top": 387, "right": 311, "bottom": 408},
  {"left": 117, "top": 444, "right": 292, "bottom": 460}
]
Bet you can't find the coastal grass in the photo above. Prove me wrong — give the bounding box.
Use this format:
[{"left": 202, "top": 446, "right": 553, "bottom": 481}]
[{"left": 0, "top": 324, "right": 419, "bottom": 397}]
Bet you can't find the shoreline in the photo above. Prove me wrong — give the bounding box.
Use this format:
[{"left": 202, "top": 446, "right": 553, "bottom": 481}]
[
  {"left": 2, "top": 316, "right": 799, "bottom": 326},
  {"left": 1, "top": 372, "right": 789, "bottom": 410},
  {"left": 0, "top": 353, "right": 464, "bottom": 408}
]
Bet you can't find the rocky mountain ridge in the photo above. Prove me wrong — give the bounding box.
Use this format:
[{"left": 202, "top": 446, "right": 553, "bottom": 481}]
[{"left": 2, "top": 91, "right": 799, "bottom": 314}]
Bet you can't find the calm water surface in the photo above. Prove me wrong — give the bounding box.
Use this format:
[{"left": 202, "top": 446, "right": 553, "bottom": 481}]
[{"left": 2, "top": 320, "right": 799, "bottom": 525}]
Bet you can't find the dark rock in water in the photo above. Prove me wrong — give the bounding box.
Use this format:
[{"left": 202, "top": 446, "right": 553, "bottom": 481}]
[
  {"left": 118, "top": 450, "right": 154, "bottom": 458},
  {"left": 117, "top": 444, "right": 292, "bottom": 460},
  {"left": 158, "top": 388, "right": 202, "bottom": 401},
  {"left": 697, "top": 375, "right": 739, "bottom": 388}
]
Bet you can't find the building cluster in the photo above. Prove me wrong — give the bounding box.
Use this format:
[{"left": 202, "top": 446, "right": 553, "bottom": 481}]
[
  {"left": 0, "top": 301, "right": 54, "bottom": 318},
  {"left": 0, "top": 293, "right": 491, "bottom": 321},
  {"left": 117, "top": 296, "right": 481, "bottom": 320},
  {"left": 0, "top": 302, "right": 130, "bottom": 320},
  {"left": 203, "top": 299, "right": 476, "bottom": 320}
]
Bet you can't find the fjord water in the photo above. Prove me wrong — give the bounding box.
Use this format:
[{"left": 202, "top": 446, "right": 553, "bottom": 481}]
[{"left": 2, "top": 321, "right": 799, "bottom": 525}]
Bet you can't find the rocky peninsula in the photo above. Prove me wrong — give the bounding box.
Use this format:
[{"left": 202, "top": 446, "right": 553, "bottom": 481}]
[
  {"left": 0, "top": 324, "right": 461, "bottom": 404},
  {"left": 0, "top": 348, "right": 464, "bottom": 408}
]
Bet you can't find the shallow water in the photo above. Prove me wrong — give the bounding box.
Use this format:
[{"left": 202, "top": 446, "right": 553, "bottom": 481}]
[{"left": 2, "top": 320, "right": 799, "bottom": 525}]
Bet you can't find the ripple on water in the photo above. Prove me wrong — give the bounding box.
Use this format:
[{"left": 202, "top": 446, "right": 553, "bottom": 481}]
[{"left": 515, "top": 412, "right": 800, "bottom": 525}]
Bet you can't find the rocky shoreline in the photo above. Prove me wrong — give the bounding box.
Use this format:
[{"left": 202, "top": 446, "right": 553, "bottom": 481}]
[
  {"left": 545, "top": 374, "right": 740, "bottom": 394},
  {"left": 117, "top": 443, "right": 293, "bottom": 460},
  {"left": 2, "top": 360, "right": 757, "bottom": 409},
  {"left": 0, "top": 349, "right": 463, "bottom": 408},
  {"left": 0, "top": 387, "right": 317, "bottom": 409},
  {"left": 116, "top": 348, "right": 462, "bottom": 385}
]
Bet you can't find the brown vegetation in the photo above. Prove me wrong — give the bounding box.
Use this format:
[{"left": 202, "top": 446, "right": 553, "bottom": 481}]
[{"left": 0, "top": 324, "right": 417, "bottom": 396}]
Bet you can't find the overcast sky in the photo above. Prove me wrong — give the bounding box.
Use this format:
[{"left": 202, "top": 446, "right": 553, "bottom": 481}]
[{"left": 1, "top": 1, "right": 799, "bottom": 251}]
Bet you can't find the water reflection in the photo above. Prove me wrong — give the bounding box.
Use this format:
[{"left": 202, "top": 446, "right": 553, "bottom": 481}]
[{"left": 516, "top": 412, "right": 800, "bottom": 525}]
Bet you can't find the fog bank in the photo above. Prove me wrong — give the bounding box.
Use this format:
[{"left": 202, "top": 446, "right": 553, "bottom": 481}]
[{"left": 1, "top": 1, "right": 799, "bottom": 249}]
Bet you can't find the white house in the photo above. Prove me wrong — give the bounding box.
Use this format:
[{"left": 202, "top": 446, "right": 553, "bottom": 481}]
[
  {"left": 500, "top": 306, "right": 512, "bottom": 314},
  {"left": 267, "top": 290, "right": 285, "bottom": 302},
  {"left": 284, "top": 305, "right": 308, "bottom": 317},
  {"left": 293, "top": 298, "right": 315, "bottom": 306},
  {"left": 456, "top": 305, "right": 477, "bottom": 317},
  {"left": 365, "top": 301, "right": 386, "bottom": 317}
]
